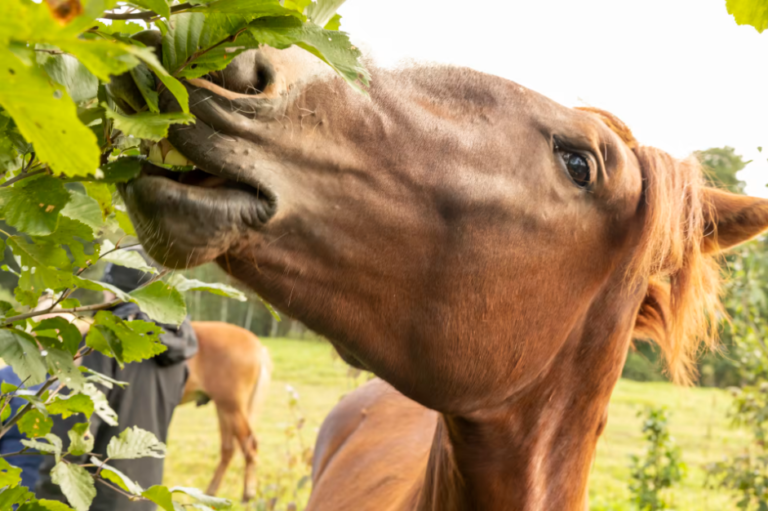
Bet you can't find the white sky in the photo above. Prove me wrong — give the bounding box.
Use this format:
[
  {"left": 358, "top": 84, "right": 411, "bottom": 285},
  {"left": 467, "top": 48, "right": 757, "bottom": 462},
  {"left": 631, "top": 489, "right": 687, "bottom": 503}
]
[{"left": 338, "top": 0, "right": 768, "bottom": 197}]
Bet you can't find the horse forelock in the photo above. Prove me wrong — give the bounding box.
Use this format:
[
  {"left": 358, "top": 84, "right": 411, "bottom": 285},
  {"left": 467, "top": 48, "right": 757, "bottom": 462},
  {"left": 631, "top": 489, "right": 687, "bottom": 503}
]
[{"left": 578, "top": 107, "right": 721, "bottom": 386}]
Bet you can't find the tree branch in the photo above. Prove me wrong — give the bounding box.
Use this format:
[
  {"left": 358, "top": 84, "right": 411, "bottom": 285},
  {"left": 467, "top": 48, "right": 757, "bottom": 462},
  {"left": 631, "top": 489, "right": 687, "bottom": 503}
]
[
  {"left": 0, "top": 377, "right": 58, "bottom": 439},
  {"left": 101, "top": 3, "right": 191, "bottom": 19},
  {"left": 1, "top": 168, "right": 47, "bottom": 188}
]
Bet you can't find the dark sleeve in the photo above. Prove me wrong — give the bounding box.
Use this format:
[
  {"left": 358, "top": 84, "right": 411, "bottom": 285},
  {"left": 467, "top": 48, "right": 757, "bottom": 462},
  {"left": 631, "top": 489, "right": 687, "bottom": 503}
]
[{"left": 152, "top": 317, "right": 198, "bottom": 367}]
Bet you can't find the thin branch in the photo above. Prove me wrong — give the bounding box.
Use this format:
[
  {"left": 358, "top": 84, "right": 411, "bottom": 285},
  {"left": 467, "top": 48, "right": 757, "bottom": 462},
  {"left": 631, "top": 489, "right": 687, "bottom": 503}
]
[
  {"left": 101, "top": 2, "right": 191, "bottom": 19},
  {"left": 172, "top": 29, "right": 246, "bottom": 76},
  {"left": 34, "top": 49, "right": 65, "bottom": 55},
  {"left": 1, "top": 168, "right": 47, "bottom": 188},
  {"left": 3, "top": 299, "right": 123, "bottom": 325}
]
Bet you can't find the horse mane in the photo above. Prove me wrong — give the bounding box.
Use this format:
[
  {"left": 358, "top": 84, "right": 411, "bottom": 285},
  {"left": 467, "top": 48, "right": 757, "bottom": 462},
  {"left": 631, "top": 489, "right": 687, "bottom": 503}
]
[{"left": 577, "top": 107, "right": 722, "bottom": 385}]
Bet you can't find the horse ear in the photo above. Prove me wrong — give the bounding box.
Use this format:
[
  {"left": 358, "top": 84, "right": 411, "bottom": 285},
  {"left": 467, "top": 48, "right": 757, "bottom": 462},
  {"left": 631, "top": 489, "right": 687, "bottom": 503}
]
[{"left": 702, "top": 188, "right": 768, "bottom": 253}]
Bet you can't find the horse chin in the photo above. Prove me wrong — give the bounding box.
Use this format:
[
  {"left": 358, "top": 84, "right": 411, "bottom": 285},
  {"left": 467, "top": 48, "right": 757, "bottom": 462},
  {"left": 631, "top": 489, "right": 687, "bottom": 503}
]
[{"left": 119, "top": 161, "right": 276, "bottom": 269}]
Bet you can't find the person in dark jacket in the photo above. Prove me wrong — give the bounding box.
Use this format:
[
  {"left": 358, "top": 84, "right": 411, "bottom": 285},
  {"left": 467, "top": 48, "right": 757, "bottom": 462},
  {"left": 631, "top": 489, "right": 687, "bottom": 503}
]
[
  {"left": 36, "top": 250, "right": 198, "bottom": 511},
  {"left": 0, "top": 365, "right": 45, "bottom": 490}
]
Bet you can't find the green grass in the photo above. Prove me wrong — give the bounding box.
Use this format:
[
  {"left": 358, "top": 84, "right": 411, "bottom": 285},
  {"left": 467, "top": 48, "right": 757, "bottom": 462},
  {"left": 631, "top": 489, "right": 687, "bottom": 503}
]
[{"left": 164, "top": 338, "right": 749, "bottom": 510}]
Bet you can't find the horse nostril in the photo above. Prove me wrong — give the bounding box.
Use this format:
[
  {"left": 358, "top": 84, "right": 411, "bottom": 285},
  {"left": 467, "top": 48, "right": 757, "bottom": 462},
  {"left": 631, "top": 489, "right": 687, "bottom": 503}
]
[{"left": 209, "top": 50, "right": 275, "bottom": 95}]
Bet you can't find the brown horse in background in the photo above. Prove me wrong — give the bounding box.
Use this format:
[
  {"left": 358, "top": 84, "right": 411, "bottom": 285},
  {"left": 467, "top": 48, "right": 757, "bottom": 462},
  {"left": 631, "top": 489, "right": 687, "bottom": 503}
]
[
  {"left": 182, "top": 322, "right": 272, "bottom": 503},
  {"left": 120, "top": 45, "right": 768, "bottom": 510}
]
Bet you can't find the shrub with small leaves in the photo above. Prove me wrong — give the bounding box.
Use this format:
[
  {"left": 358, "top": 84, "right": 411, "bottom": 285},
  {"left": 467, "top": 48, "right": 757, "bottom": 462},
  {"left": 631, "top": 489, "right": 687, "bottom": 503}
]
[{"left": 628, "top": 407, "right": 686, "bottom": 511}]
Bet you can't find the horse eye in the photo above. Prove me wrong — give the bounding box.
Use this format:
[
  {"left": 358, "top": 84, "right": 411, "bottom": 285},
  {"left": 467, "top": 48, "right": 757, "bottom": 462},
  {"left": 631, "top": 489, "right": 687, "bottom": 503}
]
[{"left": 562, "top": 152, "right": 591, "bottom": 188}]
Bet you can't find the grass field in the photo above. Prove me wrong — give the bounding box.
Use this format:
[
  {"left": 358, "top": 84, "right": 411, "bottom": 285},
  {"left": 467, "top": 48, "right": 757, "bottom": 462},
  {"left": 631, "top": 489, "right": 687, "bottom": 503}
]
[{"left": 163, "top": 337, "right": 750, "bottom": 510}]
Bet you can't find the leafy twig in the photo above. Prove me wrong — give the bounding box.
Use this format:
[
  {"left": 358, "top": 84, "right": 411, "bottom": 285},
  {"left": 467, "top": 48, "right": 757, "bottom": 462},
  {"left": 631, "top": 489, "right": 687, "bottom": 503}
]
[
  {"left": 1, "top": 167, "right": 47, "bottom": 188},
  {"left": 0, "top": 377, "right": 58, "bottom": 439},
  {"left": 3, "top": 299, "right": 123, "bottom": 325},
  {"left": 173, "top": 29, "right": 247, "bottom": 76}
]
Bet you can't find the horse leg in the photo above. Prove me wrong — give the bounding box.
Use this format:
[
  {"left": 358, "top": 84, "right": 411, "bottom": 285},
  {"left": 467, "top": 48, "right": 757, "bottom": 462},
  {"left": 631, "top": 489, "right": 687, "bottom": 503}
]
[
  {"left": 233, "top": 411, "right": 259, "bottom": 502},
  {"left": 206, "top": 409, "right": 235, "bottom": 496}
]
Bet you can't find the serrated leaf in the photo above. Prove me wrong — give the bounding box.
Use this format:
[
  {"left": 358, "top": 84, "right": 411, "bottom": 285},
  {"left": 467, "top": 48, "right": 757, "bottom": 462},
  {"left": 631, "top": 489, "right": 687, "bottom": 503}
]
[
  {"left": 167, "top": 274, "right": 246, "bottom": 301},
  {"left": 81, "top": 367, "right": 128, "bottom": 389},
  {"left": 92, "top": 457, "right": 144, "bottom": 494},
  {"left": 100, "top": 240, "right": 157, "bottom": 274},
  {"left": 126, "top": 45, "right": 190, "bottom": 113},
  {"left": 190, "top": 0, "right": 302, "bottom": 17},
  {"left": 130, "top": 64, "right": 160, "bottom": 113},
  {"left": 130, "top": 0, "right": 171, "bottom": 18},
  {"left": 170, "top": 487, "right": 231, "bottom": 509},
  {"left": 0, "top": 175, "right": 70, "bottom": 236},
  {"left": 0, "top": 457, "right": 23, "bottom": 488},
  {"left": 18, "top": 409, "right": 53, "bottom": 438},
  {"left": 726, "top": 0, "right": 768, "bottom": 32},
  {"left": 247, "top": 16, "right": 368, "bottom": 89},
  {"left": 34, "top": 317, "right": 82, "bottom": 356},
  {"left": 99, "top": 20, "right": 146, "bottom": 36},
  {"left": 0, "top": 48, "right": 100, "bottom": 177},
  {"left": 19, "top": 499, "right": 76, "bottom": 511},
  {"left": 130, "top": 282, "right": 187, "bottom": 326},
  {"left": 21, "top": 433, "right": 63, "bottom": 459},
  {"left": 45, "top": 348, "right": 87, "bottom": 391},
  {"left": 61, "top": 190, "right": 103, "bottom": 231},
  {"left": 8, "top": 235, "right": 70, "bottom": 270},
  {"left": 31, "top": 216, "right": 95, "bottom": 269},
  {"left": 68, "top": 422, "right": 93, "bottom": 456},
  {"left": 51, "top": 462, "right": 96, "bottom": 511},
  {"left": 36, "top": 47, "right": 99, "bottom": 104},
  {"left": 48, "top": 395, "right": 93, "bottom": 419},
  {"left": 98, "top": 157, "right": 143, "bottom": 183},
  {"left": 0, "top": 485, "right": 34, "bottom": 509},
  {"left": 81, "top": 182, "right": 113, "bottom": 220},
  {"left": 0, "top": 329, "right": 47, "bottom": 385},
  {"left": 142, "top": 486, "right": 175, "bottom": 511},
  {"left": 80, "top": 383, "right": 117, "bottom": 426},
  {"left": 107, "top": 426, "right": 166, "bottom": 460},
  {"left": 86, "top": 311, "right": 166, "bottom": 365},
  {"left": 103, "top": 107, "right": 195, "bottom": 142},
  {"left": 115, "top": 210, "right": 137, "bottom": 236}
]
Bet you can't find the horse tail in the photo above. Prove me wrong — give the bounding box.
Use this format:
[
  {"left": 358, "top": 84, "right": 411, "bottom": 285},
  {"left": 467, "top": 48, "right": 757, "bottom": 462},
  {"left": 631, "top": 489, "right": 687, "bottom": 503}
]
[{"left": 249, "top": 344, "right": 272, "bottom": 425}]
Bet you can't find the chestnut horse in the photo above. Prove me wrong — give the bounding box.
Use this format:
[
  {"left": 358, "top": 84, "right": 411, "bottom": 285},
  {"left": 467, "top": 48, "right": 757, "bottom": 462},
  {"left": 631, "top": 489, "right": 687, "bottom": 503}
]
[
  {"left": 118, "top": 45, "right": 768, "bottom": 510},
  {"left": 181, "top": 321, "right": 272, "bottom": 503}
]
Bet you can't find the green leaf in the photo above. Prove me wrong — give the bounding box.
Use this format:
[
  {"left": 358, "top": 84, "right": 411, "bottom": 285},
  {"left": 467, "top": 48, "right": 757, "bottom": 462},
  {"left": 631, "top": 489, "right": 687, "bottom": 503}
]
[
  {"left": 127, "top": 45, "right": 190, "bottom": 114},
  {"left": 92, "top": 457, "right": 144, "bottom": 495},
  {"left": 306, "top": 0, "right": 345, "bottom": 27},
  {"left": 99, "top": 21, "right": 146, "bottom": 36},
  {"left": 61, "top": 190, "right": 104, "bottom": 231},
  {"left": 34, "top": 317, "right": 82, "bottom": 356},
  {"left": 36, "top": 47, "right": 99, "bottom": 104},
  {"left": 80, "top": 383, "right": 118, "bottom": 426},
  {"left": 0, "top": 457, "right": 22, "bottom": 488},
  {"left": 142, "top": 485, "right": 175, "bottom": 511},
  {"left": 161, "top": 13, "right": 261, "bottom": 80},
  {"left": 81, "top": 182, "right": 113, "bottom": 220},
  {"left": 48, "top": 395, "right": 93, "bottom": 419},
  {"left": 107, "top": 426, "right": 166, "bottom": 460},
  {"left": 103, "top": 107, "right": 195, "bottom": 142},
  {"left": 68, "top": 423, "right": 93, "bottom": 457},
  {"left": 0, "top": 175, "right": 70, "bottom": 236},
  {"left": 98, "top": 157, "right": 143, "bottom": 183},
  {"left": 31, "top": 216, "right": 95, "bottom": 269},
  {"left": 726, "top": 0, "right": 768, "bottom": 32},
  {"left": 0, "top": 48, "right": 100, "bottom": 177},
  {"left": 18, "top": 409, "right": 53, "bottom": 438},
  {"left": 130, "top": 281, "right": 187, "bottom": 325},
  {"left": 324, "top": 13, "right": 341, "bottom": 31},
  {"left": 45, "top": 348, "right": 87, "bottom": 391},
  {"left": 130, "top": 64, "right": 160, "bottom": 113},
  {"left": 247, "top": 17, "right": 368, "bottom": 88},
  {"left": 0, "top": 486, "right": 34, "bottom": 509},
  {"left": 170, "top": 487, "right": 231, "bottom": 509},
  {"left": 131, "top": 0, "right": 171, "bottom": 18},
  {"left": 19, "top": 499, "right": 76, "bottom": 511},
  {"left": 167, "top": 274, "right": 246, "bottom": 301},
  {"left": 0, "top": 329, "right": 47, "bottom": 385},
  {"left": 100, "top": 240, "right": 157, "bottom": 274},
  {"left": 51, "top": 462, "right": 96, "bottom": 511},
  {"left": 115, "top": 210, "right": 137, "bottom": 236},
  {"left": 86, "top": 311, "right": 166, "bottom": 366},
  {"left": 21, "top": 433, "right": 63, "bottom": 459}
]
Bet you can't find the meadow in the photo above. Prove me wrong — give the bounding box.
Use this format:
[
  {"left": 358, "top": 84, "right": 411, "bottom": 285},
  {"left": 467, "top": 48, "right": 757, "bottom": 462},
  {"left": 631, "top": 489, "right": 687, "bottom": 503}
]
[{"left": 163, "top": 337, "right": 750, "bottom": 511}]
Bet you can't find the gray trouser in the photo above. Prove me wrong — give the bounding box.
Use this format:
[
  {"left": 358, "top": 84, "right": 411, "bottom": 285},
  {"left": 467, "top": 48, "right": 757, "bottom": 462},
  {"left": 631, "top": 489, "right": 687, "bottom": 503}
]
[{"left": 36, "top": 352, "right": 188, "bottom": 511}]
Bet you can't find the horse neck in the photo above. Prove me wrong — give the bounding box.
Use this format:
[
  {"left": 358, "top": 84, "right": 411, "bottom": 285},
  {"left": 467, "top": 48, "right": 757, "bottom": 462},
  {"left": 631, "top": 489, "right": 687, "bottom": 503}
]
[{"left": 416, "top": 306, "right": 637, "bottom": 511}]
